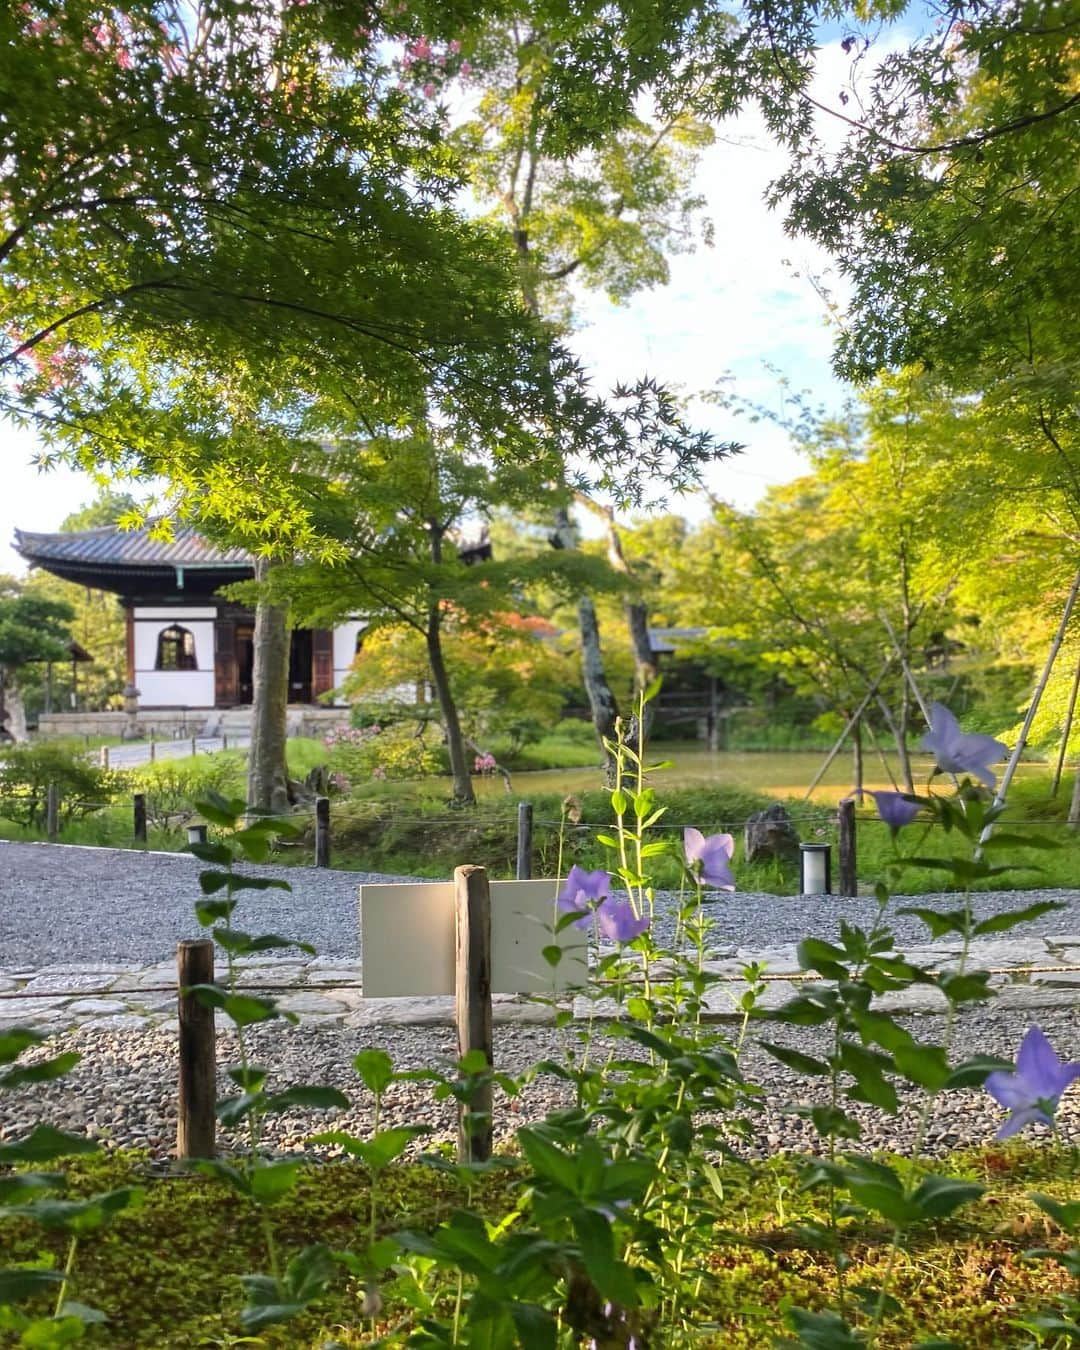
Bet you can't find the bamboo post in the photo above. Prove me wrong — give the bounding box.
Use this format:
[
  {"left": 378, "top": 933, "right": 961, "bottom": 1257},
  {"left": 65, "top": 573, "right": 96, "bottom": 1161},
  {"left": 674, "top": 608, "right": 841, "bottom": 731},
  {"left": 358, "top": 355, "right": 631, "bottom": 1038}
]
[
  {"left": 803, "top": 657, "right": 895, "bottom": 801},
  {"left": 1051, "top": 646, "right": 1080, "bottom": 796},
  {"left": 315, "top": 796, "right": 331, "bottom": 868},
  {"left": 177, "top": 939, "right": 216, "bottom": 1160},
  {"left": 455, "top": 865, "right": 493, "bottom": 1163},
  {"left": 978, "top": 568, "right": 1080, "bottom": 855},
  {"left": 133, "top": 792, "right": 147, "bottom": 843},
  {"left": 1069, "top": 767, "right": 1080, "bottom": 827},
  {"left": 837, "top": 798, "right": 857, "bottom": 897},
  {"left": 852, "top": 717, "right": 864, "bottom": 803},
  {"left": 45, "top": 782, "right": 59, "bottom": 842},
  {"left": 98, "top": 745, "right": 109, "bottom": 770},
  {"left": 515, "top": 801, "right": 533, "bottom": 880}
]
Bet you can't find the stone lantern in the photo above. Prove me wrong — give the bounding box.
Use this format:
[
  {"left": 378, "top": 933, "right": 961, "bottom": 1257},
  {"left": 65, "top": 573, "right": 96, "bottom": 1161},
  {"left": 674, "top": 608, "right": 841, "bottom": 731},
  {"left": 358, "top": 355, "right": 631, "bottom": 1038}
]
[{"left": 122, "top": 683, "right": 141, "bottom": 740}]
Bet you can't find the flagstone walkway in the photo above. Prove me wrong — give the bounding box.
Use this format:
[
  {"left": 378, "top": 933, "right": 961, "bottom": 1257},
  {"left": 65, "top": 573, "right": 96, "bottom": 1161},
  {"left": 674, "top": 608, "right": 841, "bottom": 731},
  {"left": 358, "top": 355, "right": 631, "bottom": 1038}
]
[{"left": 2, "top": 933, "right": 1077, "bottom": 1035}]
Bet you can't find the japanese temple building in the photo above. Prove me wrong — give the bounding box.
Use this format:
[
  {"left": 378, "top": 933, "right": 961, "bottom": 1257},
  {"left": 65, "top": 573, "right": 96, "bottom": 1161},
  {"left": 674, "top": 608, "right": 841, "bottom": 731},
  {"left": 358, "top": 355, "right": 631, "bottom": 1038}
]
[{"left": 14, "top": 526, "right": 364, "bottom": 721}]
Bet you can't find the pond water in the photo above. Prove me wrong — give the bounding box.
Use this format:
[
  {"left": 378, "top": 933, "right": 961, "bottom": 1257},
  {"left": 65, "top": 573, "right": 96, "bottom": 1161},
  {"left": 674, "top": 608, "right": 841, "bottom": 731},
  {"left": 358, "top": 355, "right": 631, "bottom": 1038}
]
[{"left": 479, "top": 744, "right": 1045, "bottom": 802}]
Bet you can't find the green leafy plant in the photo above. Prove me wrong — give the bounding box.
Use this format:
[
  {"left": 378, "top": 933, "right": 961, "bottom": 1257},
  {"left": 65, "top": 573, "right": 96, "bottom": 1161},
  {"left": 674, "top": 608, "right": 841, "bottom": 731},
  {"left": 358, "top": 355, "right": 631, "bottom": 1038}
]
[
  {"left": 0, "top": 1028, "right": 141, "bottom": 1345},
  {"left": 0, "top": 745, "right": 117, "bottom": 828}
]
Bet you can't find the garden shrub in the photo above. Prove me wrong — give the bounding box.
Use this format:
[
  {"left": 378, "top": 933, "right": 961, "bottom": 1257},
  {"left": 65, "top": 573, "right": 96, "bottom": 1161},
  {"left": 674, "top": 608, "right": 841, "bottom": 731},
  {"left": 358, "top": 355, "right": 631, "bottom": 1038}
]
[
  {"left": 127, "top": 753, "right": 243, "bottom": 827},
  {"left": 323, "top": 721, "right": 444, "bottom": 786},
  {"left": 0, "top": 743, "right": 118, "bottom": 827}
]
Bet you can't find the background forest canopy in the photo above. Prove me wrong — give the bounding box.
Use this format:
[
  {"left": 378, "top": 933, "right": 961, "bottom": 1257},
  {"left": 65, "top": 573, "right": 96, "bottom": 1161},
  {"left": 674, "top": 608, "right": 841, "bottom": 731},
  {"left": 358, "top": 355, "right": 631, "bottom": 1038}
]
[{"left": 0, "top": 0, "right": 1077, "bottom": 793}]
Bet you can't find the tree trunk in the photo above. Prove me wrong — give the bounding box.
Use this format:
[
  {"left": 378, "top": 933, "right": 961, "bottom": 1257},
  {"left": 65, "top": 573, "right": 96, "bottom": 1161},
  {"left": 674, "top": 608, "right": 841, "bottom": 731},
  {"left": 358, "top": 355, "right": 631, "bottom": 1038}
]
[
  {"left": 426, "top": 605, "right": 475, "bottom": 805},
  {"left": 852, "top": 716, "right": 863, "bottom": 802},
  {"left": 895, "top": 684, "right": 915, "bottom": 792},
  {"left": 601, "top": 514, "right": 657, "bottom": 698},
  {"left": 247, "top": 558, "right": 291, "bottom": 815},
  {"left": 578, "top": 595, "right": 619, "bottom": 784},
  {"left": 426, "top": 521, "right": 475, "bottom": 805},
  {"left": 2, "top": 682, "right": 28, "bottom": 742},
  {"left": 551, "top": 507, "right": 620, "bottom": 781},
  {"left": 1069, "top": 765, "right": 1080, "bottom": 826}
]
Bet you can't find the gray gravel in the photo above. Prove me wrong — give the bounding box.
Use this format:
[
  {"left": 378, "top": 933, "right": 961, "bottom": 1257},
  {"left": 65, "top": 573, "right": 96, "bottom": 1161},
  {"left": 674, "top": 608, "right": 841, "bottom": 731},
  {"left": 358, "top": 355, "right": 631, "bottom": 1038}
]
[
  {"left": 0, "top": 840, "right": 417, "bottom": 967},
  {"left": 2, "top": 1004, "right": 1077, "bottom": 1161},
  {"left": 2, "top": 840, "right": 1078, "bottom": 968}
]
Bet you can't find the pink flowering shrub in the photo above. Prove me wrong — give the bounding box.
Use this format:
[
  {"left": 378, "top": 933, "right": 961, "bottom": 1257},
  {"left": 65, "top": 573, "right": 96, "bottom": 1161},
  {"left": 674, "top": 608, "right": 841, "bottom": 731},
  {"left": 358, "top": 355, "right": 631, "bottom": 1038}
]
[{"left": 323, "top": 721, "right": 441, "bottom": 783}]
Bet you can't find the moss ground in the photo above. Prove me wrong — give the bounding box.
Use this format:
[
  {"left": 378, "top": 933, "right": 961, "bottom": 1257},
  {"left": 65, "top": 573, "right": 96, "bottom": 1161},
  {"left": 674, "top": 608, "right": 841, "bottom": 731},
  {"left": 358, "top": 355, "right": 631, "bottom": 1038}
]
[{"left": 0, "top": 1146, "right": 1074, "bottom": 1347}]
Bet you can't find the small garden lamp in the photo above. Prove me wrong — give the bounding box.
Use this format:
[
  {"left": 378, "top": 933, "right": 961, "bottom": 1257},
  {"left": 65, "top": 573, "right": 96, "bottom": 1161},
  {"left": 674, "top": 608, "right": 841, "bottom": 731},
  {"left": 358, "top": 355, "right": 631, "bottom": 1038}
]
[
  {"left": 186, "top": 820, "right": 208, "bottom": 846},
  {"left": 799, "top": 842, "right": 831, "bottom": 896}
]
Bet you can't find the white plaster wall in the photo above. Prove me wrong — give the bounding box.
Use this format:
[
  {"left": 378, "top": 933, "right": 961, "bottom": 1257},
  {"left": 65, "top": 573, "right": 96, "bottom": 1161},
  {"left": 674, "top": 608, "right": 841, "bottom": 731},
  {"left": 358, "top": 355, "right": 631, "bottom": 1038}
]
[
  {"left": 135, "top": 670, "right": 215, "bottom": 707},
  {"left": 332, "top": 620, "right": 367, "bottom": 705},
  {"left": 133, "top": 610, "right": 216, "bottom": 708}
]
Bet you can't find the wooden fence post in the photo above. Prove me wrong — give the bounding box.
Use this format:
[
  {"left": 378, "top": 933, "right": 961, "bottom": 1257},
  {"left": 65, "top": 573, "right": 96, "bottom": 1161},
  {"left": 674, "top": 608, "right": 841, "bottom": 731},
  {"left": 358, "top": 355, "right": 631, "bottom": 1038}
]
[
  {"left": 45, "top": 782, "right": 59, "bottom": 842},
  {"left": 222, "top": 733, "right": 228, "bottom": 751},
  {"left": 177, "top": 939, "right": 216, "bottom": 1160},
  {"left": 455, "top": 865, "right": 493, "bottom": 1163},
  {"left": 149, "top": 733, "right": 156, "bottom": 763},
  {"left": 515, "top": 801, "right": 533, "bottom": 880},
  {"left": 838, "top": 798, "right": 857, "bottom": 898},
  {"left": 315, "top": 796, "right": 331, "bottom": 868},
  {"left": 190, "top": 734, "right": 197, "bottom": 759},
  {"left": 133, "top": 793, "right": 147, "bottom": 843},
  {"left": 98, "top": 745, "right": 109, "bottom": 771}
]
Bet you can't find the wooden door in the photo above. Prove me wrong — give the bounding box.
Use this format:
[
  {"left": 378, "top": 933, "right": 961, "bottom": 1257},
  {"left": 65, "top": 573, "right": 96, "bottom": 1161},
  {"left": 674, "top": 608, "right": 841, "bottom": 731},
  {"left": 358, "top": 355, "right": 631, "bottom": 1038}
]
[
  {"left": 214, "top": 620, "right": 238, "bottom": 706},
  {"left": 312, "top": 629, "right": 334, "bottom": 701}
]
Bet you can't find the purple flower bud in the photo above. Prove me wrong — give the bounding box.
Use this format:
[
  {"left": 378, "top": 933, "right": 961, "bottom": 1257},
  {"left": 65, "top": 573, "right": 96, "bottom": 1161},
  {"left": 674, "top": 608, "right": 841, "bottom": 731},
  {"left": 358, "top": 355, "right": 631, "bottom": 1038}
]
[
  {"left": 869, "top": 790, "right": 923, "bottom": 833},
  {"left": 985, "top": 1025, "right": 1080, "bottom": 1139},
  {"left": 594, "top": 896, "right": 649, "bottom": 944},
  {"left": 683, "top": 827, "right": 735, "bottom": 890},
  {"left": 557, "top": 865, "right": 610, "bottom": 929},
  {"left": 921, "top": 703, "right": 1007, "bottom": 790}
]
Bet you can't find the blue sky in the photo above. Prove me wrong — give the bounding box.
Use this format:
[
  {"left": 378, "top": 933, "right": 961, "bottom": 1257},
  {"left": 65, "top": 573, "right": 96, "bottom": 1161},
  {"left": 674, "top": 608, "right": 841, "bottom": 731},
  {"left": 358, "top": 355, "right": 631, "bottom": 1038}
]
[{"left": 1, "top": 31, "right": 890, "bottom": 573}]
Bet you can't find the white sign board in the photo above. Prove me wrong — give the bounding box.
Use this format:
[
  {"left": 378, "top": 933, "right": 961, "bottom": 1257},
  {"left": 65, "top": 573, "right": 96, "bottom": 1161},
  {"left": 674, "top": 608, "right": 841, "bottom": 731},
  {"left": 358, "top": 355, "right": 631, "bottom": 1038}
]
[{"left": 359, "top": 879, "right": 588, "bottom": 998}]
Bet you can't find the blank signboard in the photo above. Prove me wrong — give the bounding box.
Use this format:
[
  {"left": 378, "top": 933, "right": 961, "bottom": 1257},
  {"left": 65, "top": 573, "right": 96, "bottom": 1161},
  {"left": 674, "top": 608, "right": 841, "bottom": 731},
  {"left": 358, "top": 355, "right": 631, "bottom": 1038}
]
[{"left": 359, "top": 878, "right": 588, "bottom": 998}]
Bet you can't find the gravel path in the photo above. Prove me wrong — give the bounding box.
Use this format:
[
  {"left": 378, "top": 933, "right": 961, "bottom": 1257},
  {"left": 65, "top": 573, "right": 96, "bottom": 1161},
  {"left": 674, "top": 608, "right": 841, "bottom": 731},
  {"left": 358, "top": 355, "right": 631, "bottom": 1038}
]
[
  {"left": 3, "top": 1004, "right": 1077, "bottom": 1161},
  {"left": 3, "top": 840, "right": 1078, "bottom": 967},
  {"left": 0, "top": 840, "right": 417, "bottom": 967},
  {"left": 2, "top": 841, "right": 1076, "bottom": 1161}
]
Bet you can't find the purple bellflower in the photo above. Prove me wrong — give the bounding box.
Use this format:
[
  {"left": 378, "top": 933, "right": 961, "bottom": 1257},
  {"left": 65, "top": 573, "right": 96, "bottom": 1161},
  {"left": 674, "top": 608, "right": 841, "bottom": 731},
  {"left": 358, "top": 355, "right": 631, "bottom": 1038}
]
[
  {"left": 595, "top": 896, "right": 650, "bottom": 944},
  {"left": 870, "top": 790, "right": 924, "bottom": 834},
  {"left": 557, "top": 865, "right": 610, "bottom": 930},
  {"left": 684, "top": 827, "right": 735, "bottom": 890},
  {"left": 985, "top": 1025, "right": 1080, "bottom": 1139},
  {"left": 921, "top": 702, "right": 1007, "bottom": 790}
]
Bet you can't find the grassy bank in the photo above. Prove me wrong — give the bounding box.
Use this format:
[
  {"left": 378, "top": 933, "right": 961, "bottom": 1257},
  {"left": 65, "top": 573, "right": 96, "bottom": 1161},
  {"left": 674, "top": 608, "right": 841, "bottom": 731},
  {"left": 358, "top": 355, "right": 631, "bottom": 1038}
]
[
  {"left": 3, "top": 741, "right": 1079, "bottom": 894},
  {"left": 0, "top": 1145, "right": 1074, "bottom": 1347}
]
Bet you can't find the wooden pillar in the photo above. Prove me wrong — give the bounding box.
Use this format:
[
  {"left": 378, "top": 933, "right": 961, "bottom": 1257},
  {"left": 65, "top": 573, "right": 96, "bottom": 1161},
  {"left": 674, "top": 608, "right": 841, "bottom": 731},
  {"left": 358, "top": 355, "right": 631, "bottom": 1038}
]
[
  {"left": 46, "top": 783, "right": 59, "bottom": 842},
  {"left": 177, "top": 940, "right": 217, "bottom": 1160},
  {"left": 837, "top": 798, "right": 857, "bottom": 897},
  {"left": 133, "top": 793, "right": 147, "bottom": 843},
  {"left": 455, "top": 866, "right": 493, "bottom": 1163},
  {"left": 515, "top": 802, "right": 533, "bottom": 880},
  {"left": 315, "top": 796, "right": 331, "bottom": 867},
  {"left": 124, "top": 604, "right": 135, "bottom": 687}
]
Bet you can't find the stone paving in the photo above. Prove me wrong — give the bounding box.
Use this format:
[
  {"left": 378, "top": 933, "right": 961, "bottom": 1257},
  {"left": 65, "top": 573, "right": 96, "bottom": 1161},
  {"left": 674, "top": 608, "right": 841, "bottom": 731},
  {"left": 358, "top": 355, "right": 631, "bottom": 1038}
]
[{"left": 2, "top": 933, "right": 1078, "bottom": 1035}]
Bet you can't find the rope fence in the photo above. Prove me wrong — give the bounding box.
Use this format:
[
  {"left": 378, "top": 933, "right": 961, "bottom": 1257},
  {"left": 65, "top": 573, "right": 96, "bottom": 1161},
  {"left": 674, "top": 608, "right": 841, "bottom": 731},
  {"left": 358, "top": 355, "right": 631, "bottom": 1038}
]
[{"left": 3, "top": 784, "right": 1079, "bottom": 894}]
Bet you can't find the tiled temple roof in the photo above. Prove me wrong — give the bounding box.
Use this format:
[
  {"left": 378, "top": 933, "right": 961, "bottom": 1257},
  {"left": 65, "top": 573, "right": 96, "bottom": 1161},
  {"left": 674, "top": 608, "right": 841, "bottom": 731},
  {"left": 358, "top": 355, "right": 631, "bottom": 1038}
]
[{"left": 14, "top": 525, "right": 252, "bottom": 568}]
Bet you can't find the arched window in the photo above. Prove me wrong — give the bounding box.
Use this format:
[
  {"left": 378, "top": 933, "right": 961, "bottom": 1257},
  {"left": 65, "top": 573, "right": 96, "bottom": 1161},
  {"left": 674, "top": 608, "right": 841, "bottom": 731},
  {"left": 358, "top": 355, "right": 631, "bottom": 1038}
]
[{"left": 156, "top": 624, "right": 198, "bottom": 671}]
